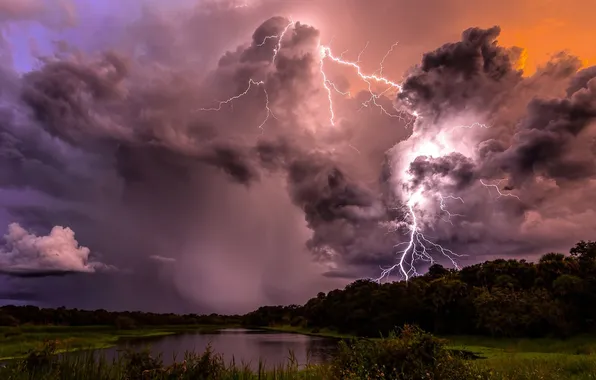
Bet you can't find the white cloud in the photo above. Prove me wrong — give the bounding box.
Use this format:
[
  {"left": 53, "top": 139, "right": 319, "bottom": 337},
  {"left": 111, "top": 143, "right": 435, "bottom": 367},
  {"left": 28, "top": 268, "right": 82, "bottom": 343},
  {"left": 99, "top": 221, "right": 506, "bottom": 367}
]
[{"left": 0, "top": 223, "right": 113, "bottom": 276}]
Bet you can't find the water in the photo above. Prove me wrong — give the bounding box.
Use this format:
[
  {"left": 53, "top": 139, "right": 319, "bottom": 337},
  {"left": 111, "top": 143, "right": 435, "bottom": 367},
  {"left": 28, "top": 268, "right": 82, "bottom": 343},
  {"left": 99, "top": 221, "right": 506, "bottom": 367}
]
[{"left": 99, "top": 328, "right": 339, "bottom": 370}]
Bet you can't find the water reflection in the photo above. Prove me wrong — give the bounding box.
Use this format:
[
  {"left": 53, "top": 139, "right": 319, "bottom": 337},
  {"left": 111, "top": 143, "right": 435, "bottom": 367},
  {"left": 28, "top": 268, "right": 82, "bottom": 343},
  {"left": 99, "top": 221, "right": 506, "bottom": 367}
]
[{"left": 102, "top": 328, "right": 338, "bottom": 370}]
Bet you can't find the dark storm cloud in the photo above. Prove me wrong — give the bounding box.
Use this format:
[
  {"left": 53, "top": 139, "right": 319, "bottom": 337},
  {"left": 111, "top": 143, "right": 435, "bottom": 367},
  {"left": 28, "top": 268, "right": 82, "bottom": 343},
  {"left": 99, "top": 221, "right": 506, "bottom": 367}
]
[
  {"left": 397, "top": 26, "right": 523, "bottom": 120},
  {"left": 408, "top": 153, "right": 476, "bottom": 191},
  {"left": 0, "top": 289, "right": 39, "bottom": 300},
  {"left": 567, "top": 66, "right": 596, "bottom": 96},
  {"left": 254, "top": 139, "right": 397, "bottom": 269},
  {"left": 21, "top": 52, "right": 131, "bottom": 144},
  {"left": 493, "top": 78, "right": 596, "bottom": 185},
  {"left": 0, "top": 11, "right": 364, "bottom": 310},
  {"left": 391, "top": 24, "right": 596, "bottom": 263}
]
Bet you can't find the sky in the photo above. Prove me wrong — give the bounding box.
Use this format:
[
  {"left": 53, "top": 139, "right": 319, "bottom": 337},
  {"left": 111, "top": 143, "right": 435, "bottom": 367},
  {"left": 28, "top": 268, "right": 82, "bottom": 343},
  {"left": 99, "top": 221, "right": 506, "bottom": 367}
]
[{"left": 0, "top": 0, "right": 595, "bottom": 314}]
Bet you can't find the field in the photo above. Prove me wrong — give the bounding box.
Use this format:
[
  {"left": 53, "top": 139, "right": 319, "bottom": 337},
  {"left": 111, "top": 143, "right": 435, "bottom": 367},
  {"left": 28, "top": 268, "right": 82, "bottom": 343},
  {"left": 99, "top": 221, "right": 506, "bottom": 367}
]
[
  {"left": 444, "top": 335, "right": 596, "bottom": 379},
  {"left": 0, "top": 325, "right": 225, "bottom": 360},
  {"left": 2, "top": 325, "right": 596, "bottom": 379}
]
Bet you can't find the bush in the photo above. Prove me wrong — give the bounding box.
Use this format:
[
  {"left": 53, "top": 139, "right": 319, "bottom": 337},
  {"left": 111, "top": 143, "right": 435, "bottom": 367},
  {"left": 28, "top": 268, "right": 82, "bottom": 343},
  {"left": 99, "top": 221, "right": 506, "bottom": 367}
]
[
  {"left": 119, "top": 348, "right": 163, "bottom": 380},
  {"left": 23, "top": 340, "right": 59, "bottom": 374},
  {"left": 330, "top": 325, "right": 480, "bottom": 379}
]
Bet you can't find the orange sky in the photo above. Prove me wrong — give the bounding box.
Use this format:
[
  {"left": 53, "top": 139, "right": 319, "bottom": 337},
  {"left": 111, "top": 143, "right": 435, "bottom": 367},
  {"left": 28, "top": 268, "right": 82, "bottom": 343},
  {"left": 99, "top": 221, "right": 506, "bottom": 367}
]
[
  {"left": 288, "top": 0, "right": 595, "bottom": 83},
  {"left": 468, "top": 0, "right": 595, "bottom": 74}
]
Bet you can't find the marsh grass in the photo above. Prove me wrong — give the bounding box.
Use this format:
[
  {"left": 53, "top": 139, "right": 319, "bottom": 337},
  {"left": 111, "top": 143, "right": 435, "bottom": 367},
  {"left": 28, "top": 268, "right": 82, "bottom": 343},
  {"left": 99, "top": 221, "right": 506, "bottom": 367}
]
[{"left": 0, "top": 341, "right": 332, "bottom": 380}]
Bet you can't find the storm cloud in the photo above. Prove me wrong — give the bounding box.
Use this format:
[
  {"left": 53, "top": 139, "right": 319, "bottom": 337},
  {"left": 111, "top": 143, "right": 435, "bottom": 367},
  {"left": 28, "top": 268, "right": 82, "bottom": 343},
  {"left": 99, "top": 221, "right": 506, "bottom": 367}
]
[{"left": 0, "top": 0, "right": 594, "bottom": 313}]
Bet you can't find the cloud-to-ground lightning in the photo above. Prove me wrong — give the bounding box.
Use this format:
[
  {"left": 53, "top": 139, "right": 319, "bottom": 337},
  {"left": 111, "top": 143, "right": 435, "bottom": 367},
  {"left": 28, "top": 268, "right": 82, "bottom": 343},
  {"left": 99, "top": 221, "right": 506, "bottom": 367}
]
[{"left": 196, "top": 19, "right": 517, "bottom": 282}]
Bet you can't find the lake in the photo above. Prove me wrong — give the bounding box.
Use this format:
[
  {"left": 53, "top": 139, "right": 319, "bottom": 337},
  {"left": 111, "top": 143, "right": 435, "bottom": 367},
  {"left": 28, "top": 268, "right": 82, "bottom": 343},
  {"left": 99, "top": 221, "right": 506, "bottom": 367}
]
[{"left": 100, "top": 328, "right": 339, "bottom": 370}]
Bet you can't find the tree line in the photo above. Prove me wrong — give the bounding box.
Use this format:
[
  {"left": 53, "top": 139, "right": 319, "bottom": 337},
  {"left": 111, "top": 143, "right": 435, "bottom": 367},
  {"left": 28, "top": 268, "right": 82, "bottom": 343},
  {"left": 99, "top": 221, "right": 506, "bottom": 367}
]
[
  {"left": 0, "top": 305, "right": 241, "bottom": 328},
  {"left": 1, "top": 240, "right": 595, "bottom": 338},
  {"left": 243, "top": 241, "right": 596, "bottom": 338}
]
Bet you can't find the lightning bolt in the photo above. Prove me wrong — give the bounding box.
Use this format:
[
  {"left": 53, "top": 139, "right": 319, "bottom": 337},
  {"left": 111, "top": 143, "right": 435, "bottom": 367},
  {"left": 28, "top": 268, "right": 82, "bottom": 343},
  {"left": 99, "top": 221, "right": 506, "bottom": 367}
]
[
  {"left": 438, "top": 194, "right": 465, "bottom": 225},
  {"left": 195, "top": 19, "right": 295, "bottom": 129},
  {"left": 269, "top": 19, "right": 295, "bottom": 63},
  {"left": 374, "top": 188, "right": 467, "bottom": 282},
  {"left": 196, "top": 79, "right": 274, "bottom": 130},
  {"left": 480, "top": 179, "right": 520, "bottom": 200},
  {"left": 375, "top": 42, "right": 399, "bottom": 77},
  {"left": 372, "top": 123, "right": 513, "bottom": 283},
  {"left": 198, "top": 20, "right": 403, "bottom": 127}
]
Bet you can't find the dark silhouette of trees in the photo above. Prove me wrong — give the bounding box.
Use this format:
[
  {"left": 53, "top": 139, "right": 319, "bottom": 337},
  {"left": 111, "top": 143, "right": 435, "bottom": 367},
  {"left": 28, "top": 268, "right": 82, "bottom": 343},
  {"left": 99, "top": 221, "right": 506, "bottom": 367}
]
[
  {"left": 243, "top": 241, "right": 596, "bottom": 338},
  {"left": 0, "top": 305, "right": 241, "bottom": 328}
]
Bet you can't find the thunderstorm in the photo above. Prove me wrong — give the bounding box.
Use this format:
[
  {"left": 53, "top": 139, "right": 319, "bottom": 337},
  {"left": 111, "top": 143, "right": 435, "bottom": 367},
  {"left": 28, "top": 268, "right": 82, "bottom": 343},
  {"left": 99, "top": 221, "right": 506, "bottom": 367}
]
[{"left": 196, "top": 18, "right": 519, "bottom": 282}]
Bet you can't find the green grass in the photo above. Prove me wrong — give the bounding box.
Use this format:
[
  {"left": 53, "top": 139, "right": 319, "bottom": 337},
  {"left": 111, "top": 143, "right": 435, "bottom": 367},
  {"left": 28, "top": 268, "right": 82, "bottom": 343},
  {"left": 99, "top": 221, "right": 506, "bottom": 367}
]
[
  {"left": 469, "top": 353, "right": 596, "bottom": 379},
  {"left": 444, "top": 334, "right": 596, "bottom": 358},
  {"left": 443, "top": 335, "right": 596, "bottom": 379},
  {"left": 0, "top": 324, "right": 228, "bottom": 360}
]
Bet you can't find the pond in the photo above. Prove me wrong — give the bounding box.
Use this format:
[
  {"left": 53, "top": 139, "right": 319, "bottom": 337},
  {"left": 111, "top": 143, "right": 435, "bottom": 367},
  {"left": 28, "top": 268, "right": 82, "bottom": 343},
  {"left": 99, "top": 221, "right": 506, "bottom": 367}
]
[{"left": 99, "top": 328, "right": 339, "bottom": 370}]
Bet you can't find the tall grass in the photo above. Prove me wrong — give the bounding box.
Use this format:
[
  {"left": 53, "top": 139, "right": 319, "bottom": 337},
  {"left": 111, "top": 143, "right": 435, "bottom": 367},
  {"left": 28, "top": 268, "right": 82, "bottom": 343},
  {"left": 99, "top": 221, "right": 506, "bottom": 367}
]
[{"left": 0, "top": 340, "right": 331, "bottom": 380}]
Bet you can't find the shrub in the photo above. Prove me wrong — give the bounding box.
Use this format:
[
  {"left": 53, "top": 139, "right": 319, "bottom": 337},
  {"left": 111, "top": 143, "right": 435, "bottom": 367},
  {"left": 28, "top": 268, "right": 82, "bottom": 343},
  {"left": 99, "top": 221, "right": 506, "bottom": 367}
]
[
  {"left": 23, "top": 340, "right": 59, "bottom": 374},
  {"left": 330, "top": 325, "right": 479, "bottom": 379},
  {"left": 119, "top": 348, "right": 163, "bottom": 380}
]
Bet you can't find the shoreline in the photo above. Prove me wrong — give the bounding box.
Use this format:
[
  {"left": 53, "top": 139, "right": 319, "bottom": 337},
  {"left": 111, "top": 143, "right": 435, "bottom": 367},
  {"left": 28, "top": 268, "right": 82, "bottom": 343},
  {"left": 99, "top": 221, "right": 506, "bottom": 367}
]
[
  {"left": 258, "top": 325, "right": 356, "bottom": 340},
  {"left": 0, "top": 324, "right": 232, "bottom": 361}
]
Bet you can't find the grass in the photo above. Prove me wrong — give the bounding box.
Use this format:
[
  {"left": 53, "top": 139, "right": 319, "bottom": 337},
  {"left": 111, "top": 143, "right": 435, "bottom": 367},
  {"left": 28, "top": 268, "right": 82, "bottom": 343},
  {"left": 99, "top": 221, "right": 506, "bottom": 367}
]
[
  {"left": 469, "top": 354, "right": 596, "bottom": 379},
  {"left": 443, "top": 335, "right": 596, "bottom": 379},
  {"left": 445, "top": 334, "right": 596, "bottom": 357},
  {"left": 0, "top": 324, "right": 228, "bottom": 360}
]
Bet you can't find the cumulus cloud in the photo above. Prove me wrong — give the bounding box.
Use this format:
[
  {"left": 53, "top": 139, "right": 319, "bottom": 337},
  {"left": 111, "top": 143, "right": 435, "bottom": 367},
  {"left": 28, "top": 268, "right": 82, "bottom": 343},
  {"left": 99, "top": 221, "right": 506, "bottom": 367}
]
[{"left": 0, "top": 223, "right": 113, "bottom": 277}]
